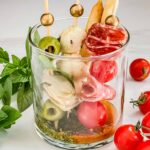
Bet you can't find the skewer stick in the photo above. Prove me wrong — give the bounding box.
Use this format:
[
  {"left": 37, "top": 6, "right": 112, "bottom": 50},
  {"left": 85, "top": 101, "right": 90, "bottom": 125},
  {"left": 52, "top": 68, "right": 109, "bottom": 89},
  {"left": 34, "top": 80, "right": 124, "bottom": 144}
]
[
  {"left": 73, "top": 0, "right": 80, "bottom": 26},
  {"left": 76, "top": 0, "right": 80, "bottom": 4},
  {"left": 44, "top": 0, "right": 50, "bottom": 35},
  {"left": 44, "top": 0, "right": 49, "bottom": 13}
]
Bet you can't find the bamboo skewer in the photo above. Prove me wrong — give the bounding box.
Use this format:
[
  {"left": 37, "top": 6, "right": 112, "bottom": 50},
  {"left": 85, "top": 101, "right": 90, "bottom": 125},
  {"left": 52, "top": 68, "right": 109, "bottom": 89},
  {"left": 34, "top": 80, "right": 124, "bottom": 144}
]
[
  {"left": 73, "top": 0, "right": 80, "bottom": 26},
  {"left": 44, "top": 0, "right": 50, "bottom": 35}
]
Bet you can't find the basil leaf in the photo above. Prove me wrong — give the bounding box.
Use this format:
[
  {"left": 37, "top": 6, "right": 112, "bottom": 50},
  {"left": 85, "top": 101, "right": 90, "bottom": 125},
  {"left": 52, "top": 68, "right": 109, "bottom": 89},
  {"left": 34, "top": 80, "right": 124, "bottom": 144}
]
[
  {"left": 12, "top": 55, "right": 20, "bottom": 66},
  {"left": 2, "top": 78, "right": 12, "bottom": 105},
  {"left": 20, "top": 57, "right": 28, "bottom": 67},
  {"left": 12, "top": 83, "right": 21, "bottom": 95},
  {"left": 10, "top": 71, "right": 29, "bottom": 83},
  {"left": 0, "top": 105, "right": 21, "bottom": 129},
  {"left": 1, "top": 63, "right": 16, "bottom": 77},
  {"left": 0, "top": 110, "right": 8, "bottom": 121},
  {"left": 0, "top": 48, "right": 9, "bottom": 63},
  {"left": 33, "top": 30, "right": 40, "bottom": 46},
  {"left": 26, "top": 27, "right": 32, "bottom": 67},
  {"left": 0, "top": 84, "right": 4, "bottom": 99},
  {"left": 17, "top": 85, "right": 33, "bottom": 112}
]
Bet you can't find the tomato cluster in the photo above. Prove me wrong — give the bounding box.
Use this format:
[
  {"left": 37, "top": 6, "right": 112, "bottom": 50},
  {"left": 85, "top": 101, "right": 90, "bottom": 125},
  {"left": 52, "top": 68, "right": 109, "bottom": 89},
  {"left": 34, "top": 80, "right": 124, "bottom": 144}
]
[
  {"left": 114, "top": 58, "right": 150, "bottom": 150},
  {"left": 114, "top": 113, "right": 150, "bottom": 150}
]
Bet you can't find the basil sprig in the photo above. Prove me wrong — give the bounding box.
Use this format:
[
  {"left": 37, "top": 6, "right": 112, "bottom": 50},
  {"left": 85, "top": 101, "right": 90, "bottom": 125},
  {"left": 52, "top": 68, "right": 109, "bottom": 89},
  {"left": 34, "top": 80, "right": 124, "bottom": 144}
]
[{"left": 0, "top": 27, "right": 39, "bottom": 129}]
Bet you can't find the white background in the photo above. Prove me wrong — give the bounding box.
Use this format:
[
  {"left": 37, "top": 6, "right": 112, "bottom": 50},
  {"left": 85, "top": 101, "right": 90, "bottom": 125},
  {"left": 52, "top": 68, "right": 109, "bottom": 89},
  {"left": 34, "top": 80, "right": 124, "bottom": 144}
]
[
  {"left": 0, "top": 0, "right": 150, "bottom": 39},
  {"left": 0, "top": 0, "right": 150, "bottom": 150}
]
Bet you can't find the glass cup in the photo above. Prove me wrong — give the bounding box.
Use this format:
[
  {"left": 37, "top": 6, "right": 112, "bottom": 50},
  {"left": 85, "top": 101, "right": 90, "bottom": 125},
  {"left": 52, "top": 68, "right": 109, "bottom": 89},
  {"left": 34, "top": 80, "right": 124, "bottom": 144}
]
[{"left": 29, "top": 18, "right": 130, "bottom": 149}]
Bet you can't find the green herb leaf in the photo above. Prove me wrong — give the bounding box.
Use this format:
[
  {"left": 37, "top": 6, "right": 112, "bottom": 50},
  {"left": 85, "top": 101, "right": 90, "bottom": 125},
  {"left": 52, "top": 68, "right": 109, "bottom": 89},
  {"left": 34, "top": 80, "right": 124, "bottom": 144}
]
[
  {"left": 0, "top": 48, "right": 9, "bottom": 63},
  {"left": 17, "top": 84, "right": 33, "bottom": 112},
  {"left": 26, "top": 27, "right": 32, "bottom": 67},
  {"left": 0, "top": 84, "right": 4, "bottom": 99},
  {"left": 0, "top": 110, "right": 8, "bottom": 121},
  {"left": 0, "top": 105, "right": 21, "bottom": 129},
  {"left": 12, "top": 55, "right": 20, "bottom": 66},
  {"left": 12, "top": 83, "right": 21, "bottom": 95},
  {"left": 2, "top": 78, "right": 12, "bottom": 105},
  {"left": 33, "top": 30, "right": 41, "bottom": 46},
  {"left": 1, "top": 63, "right": 17, "bottom": 77},
  {"left": 20, "top": 57, "right": 28, "bottom": 68},
  {"left": 10, "top": 71, "right": 29, "bottom": 83}
]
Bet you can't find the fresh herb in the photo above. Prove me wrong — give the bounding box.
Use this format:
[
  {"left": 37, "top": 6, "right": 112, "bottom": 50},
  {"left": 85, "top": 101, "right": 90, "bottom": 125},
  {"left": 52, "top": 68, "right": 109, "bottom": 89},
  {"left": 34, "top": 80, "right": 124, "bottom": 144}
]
[
  {"left": 0, "top": 27, "right": 39, "bottom": 129},
  {"left": 17, "top": 83, "right": 33, "bottom": 112},
  {"left": 0, "top": 105, "right": 21, "bottom": 129}
]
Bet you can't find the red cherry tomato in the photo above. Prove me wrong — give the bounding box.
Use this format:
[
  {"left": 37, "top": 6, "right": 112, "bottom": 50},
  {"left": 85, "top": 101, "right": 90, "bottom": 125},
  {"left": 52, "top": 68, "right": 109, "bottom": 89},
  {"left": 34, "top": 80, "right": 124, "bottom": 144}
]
[
  {"left": 131, "top": 91, "right": 150, "bottom": 114},
  {"left": 129, "top": 58, "right": 150, "bottom": 81},
  {"left": 77, "top": 101, "right": 108, "bottom": 129},
  {"left": 114, "top": 125, "right": 143, "bottom": 150},
  {"left": 142, "top": 112, "right": 150, "bottom": 139},
  {"left": 136, "top": 140, "right": 150, "bottom": 150},
  {"left": 90, "top": 60, "right": 118, "bottom": 83}
]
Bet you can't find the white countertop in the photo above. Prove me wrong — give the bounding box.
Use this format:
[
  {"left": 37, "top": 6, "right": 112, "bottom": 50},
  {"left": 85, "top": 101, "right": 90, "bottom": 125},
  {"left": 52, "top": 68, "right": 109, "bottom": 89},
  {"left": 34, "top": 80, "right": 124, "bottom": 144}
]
[{"left": 0, "top": 0, "right": 150, "bottom": 150}]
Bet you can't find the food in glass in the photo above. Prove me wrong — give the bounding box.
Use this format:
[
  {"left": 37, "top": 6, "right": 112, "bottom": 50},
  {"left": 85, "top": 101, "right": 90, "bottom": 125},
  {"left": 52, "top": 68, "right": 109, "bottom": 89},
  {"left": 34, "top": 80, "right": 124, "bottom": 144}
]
[{"left": 29, "top": 0, "right": 130, "bottom": 149}]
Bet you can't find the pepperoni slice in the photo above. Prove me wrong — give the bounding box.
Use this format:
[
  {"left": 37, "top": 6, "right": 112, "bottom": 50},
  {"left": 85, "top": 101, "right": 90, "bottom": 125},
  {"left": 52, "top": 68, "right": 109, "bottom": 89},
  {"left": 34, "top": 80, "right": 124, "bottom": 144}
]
[{"left": 85, "top": 23, "right": 128, "bottom": 55}]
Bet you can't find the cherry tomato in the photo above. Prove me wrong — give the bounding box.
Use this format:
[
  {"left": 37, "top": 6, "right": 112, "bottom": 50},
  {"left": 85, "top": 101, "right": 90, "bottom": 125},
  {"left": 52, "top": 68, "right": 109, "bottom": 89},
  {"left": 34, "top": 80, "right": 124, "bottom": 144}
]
[
  {"left": 129, "top": 58, "right": 150, "bottom": 81},
  {"left": 90, "top": 60, "right": 118, "bottom": 83},
  {"left": 77, "top": 101, "right": 108, "bottom": 129},
  {"left": 131, "top": 91, "right": 150, "bottom": 114},
  {"left": 142, "top": 112, "right": 150, "bottom": 139},
  {"left": 114, "top": 125, "right": 143, "bottom": 150},
  {"left": 136, "top": 140, "right": 150, "bottom": 150}
]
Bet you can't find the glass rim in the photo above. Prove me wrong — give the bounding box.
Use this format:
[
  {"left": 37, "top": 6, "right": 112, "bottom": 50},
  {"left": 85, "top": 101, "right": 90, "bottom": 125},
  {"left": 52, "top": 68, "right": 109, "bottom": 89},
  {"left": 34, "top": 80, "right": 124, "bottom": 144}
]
[{"left": 29, "top": 17, "right": 130, "bottom": 60}]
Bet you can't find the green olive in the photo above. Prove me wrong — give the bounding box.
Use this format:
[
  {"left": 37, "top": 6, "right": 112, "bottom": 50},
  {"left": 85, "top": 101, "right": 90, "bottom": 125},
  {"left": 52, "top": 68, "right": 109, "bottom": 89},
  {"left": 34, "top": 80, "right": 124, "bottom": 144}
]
[
  {"left": 42, "top": 100, "right": 65, "bottom": 121},
  {"left": 38, "top": 36, "right": 61, "bottom": 54}
]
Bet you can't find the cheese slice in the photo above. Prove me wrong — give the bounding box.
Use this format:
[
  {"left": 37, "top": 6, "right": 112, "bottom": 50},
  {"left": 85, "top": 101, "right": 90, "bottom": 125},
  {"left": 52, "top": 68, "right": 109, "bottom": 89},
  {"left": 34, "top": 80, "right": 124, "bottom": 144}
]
[{"left": 101, "top": 0, "right": 119, "bottom": 24}]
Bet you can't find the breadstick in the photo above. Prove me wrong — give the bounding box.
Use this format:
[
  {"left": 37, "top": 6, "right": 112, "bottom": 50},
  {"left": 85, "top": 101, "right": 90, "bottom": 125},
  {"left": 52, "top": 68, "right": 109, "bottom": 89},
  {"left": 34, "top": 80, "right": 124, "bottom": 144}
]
[
  {"left": 85, "top": 0, "right": 103, "bottom": 32},
  {"left": 101, "top": 0, "right": 119, "bottom": 24}
]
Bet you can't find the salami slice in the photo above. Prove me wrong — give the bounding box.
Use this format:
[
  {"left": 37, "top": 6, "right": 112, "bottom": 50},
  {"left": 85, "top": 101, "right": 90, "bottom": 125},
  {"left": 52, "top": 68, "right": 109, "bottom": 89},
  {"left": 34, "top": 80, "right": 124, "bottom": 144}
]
[
  {"left": 85, "top": 23, "right": 128, "bottom": 55},
  {"left": 74, "top": 74, "right": 116, "bottom": 102}
]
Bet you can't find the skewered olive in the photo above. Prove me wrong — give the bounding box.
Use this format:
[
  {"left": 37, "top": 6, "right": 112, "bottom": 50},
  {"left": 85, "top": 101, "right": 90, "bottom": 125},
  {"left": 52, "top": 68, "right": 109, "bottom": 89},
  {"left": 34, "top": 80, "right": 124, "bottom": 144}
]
[
  {"left": 42, "top": 100, "right": 65, "bottom": 121},
  {"left": 38, "top": 36, "right": 60, "bottom": 54},
  {"left": 70, "top": 4, "right": 84, "bottom": 17},
  {"left": 105, "top": 15, "right": 120, "bottom": 26},
  {"left": 40, "top": 13, "right": 54, "bottom": 26}
]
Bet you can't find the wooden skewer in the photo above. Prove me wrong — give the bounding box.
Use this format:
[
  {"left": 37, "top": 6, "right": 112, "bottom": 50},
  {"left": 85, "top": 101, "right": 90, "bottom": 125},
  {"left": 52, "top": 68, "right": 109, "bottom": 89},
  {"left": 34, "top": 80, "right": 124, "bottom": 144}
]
[
  {"left": 76, "top": 0, "right": 80, "bottom": 4},
  {"left": 44, "top": 0, "right": 50, "bottom": 35},
  {"left": 44, "top": 0, "right": 49, "bottom": 13},
  {"left": 73, "top": 0, "right": 80, "bottom": 26}
]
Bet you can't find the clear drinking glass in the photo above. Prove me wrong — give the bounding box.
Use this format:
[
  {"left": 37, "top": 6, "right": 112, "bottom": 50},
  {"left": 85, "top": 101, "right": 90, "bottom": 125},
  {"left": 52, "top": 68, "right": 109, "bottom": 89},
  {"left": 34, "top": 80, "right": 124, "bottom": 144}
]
[{"left": 29, "top": 18, "right": 130, "bottom": 149}]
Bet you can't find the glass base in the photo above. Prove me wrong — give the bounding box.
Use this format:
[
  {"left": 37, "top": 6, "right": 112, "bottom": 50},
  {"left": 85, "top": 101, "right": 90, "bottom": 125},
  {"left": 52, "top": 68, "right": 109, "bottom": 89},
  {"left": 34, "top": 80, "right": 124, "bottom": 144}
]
[{"left": 35, "top": 125, "right": 113, "bottom": 150}]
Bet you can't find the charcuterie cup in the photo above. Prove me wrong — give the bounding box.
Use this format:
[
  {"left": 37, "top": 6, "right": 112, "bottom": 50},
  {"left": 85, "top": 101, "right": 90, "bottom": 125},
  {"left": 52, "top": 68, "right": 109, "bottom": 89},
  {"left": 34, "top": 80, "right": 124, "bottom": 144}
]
[{"left": 29, "top": 18, "right": 130, "bottom": 149}]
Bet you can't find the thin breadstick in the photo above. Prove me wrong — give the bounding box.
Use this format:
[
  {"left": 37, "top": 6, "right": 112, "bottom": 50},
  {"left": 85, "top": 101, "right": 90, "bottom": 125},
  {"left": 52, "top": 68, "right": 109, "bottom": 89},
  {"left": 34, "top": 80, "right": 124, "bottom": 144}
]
[
  {"left": 101, "top": 0, "right": 119, "bottom": 24},
  {"left": 85, "top": 0, "right": 103, "bottom": 32}
]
